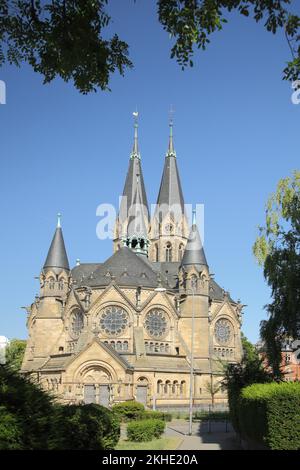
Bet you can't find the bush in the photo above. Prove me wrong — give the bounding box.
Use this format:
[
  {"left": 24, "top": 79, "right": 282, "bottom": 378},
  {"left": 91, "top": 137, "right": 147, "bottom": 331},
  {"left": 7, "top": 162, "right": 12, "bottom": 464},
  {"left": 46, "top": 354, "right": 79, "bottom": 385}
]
[
  {"left": 49, "top": 403, "right": 120, "bottom": 450},
  {"left": 0, "top": 366, "right": 53, "bottom": 449},
  {"left": 0, "top": 406, "right": 22, "bottom": 450},
  {"left": 141, "top": 410, "right": 172, "bottom": 422},
  {"left": 127, "top": 419, "right": 165, "bottom": 442},
  {"left": 112, "top": 401, "right": 145, "bottom": 421},
  {"left": 0, "top": 366, "right": 120, "bottom": 450},
  {"left": 238, "top": 382, "right": 300, "bottom": 450}
]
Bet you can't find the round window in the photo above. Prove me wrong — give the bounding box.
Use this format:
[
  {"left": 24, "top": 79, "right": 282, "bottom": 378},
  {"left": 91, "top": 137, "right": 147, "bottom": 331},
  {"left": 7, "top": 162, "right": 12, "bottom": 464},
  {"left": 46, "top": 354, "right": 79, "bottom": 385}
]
[
  {"left": 99, "top": 306, "right": 128, "bottom": 337},
  {"left": 214, "top": 319, "right": 233, "bottom": 345},
  {"left": 70, "top": 309, "right": 84, "bottom": 338},
  {"left": 144, "top": 309, "right": 168, "bottom": 339}
]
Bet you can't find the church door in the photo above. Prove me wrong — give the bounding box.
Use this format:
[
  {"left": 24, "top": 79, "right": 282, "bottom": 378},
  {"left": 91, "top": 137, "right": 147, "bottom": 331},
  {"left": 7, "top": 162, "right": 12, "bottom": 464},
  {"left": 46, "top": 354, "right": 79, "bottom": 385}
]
[
  {"left": 99, "top": 384, "right": 110, "bottom": 407},
  {"left": 136, "top": 385, "right": 148, "bottom": 406},
  {"left": 84, "top": 384, "right": 96, "bottom": 404}
]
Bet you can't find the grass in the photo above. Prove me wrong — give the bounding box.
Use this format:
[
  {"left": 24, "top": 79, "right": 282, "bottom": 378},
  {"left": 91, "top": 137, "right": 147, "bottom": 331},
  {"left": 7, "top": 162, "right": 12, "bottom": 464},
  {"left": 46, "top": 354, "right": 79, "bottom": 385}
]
[{"left": 115, "top": 436, "right": 182, "bottom": 450}]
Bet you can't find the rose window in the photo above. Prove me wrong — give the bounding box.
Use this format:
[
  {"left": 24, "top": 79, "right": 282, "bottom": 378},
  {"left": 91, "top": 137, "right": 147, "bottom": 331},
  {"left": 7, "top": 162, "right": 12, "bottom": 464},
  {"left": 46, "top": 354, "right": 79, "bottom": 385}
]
[
  {"left": 99, "top": 306, "right": 128, "bottom": 336},
  {"left": 214, "top": 319, "right": 233, "bottom": 345},
  {"left": 144, "top": 309, "right": 168, "bottom": 338}
]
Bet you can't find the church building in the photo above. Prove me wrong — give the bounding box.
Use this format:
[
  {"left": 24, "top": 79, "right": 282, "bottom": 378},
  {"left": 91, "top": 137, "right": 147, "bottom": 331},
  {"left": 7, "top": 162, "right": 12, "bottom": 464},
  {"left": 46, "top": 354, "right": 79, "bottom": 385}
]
[{"left": 21, "top": 117, "right": 243, "bottom": 408}]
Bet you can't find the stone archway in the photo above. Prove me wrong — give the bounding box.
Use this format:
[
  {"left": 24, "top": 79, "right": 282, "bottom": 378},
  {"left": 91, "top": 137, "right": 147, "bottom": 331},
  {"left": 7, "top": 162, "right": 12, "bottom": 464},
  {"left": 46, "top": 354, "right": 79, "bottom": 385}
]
[
  {"left": 81, "top": 365, "right": 112, "bottom": 407},
  {"left": 136, "top": 377, "right": 149, "bottom": 406}
]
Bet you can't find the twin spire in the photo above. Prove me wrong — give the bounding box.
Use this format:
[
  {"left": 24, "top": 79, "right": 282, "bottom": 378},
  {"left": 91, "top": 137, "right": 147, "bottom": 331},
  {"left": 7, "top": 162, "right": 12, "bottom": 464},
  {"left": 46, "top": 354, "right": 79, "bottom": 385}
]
[{"left": 42, "top": 113, "right": 207, "bottom": 270}]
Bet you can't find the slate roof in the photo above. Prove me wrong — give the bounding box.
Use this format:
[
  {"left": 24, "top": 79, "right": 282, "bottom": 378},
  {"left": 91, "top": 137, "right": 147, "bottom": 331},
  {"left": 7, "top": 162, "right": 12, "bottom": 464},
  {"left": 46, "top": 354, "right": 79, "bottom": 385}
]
[
  {"left": 43, "top": 226, "right": 70, "bottom": 272},
  {"left": 72, "top": 247, "right": 159, "bottom": 288},
  {"left": 181, "top": 223, "right": 208, "bottom": 269},
  {"left": 118, "top": 155, "right": 149, "bottom": 225},
  {"left": 71, "top": 247, "right": 234, "bottom": 303},
  {"left": 156, "top": 154, "right": 185, "bottom": 216}
]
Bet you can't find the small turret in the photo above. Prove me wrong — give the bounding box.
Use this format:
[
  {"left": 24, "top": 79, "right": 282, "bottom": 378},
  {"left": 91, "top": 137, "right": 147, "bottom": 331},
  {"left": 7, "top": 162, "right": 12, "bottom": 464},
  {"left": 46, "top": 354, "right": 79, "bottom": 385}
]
[
  {"left": 40, "top": 214, "right": 70, "bottom": 297},
  {"left": 180, "top": 210, "right": 209, "bottom": 295}
]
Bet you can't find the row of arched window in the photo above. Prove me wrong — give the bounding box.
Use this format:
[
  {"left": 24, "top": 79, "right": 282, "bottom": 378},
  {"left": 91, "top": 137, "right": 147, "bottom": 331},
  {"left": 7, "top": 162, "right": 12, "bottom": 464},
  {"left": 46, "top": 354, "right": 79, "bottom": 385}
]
[
  {"left": 156, "top": 380, "right": 186, "bottom": 397},
  {"left": 103, "top": 340, "right": 129, "bottom": 352},
  {"left": 47, "top": 277, "right": 65, "bottom": 290},
  {"left": 154, "top": 243, "right": 185, "bottom": 262},
  {"left": 214, "top": 347, "right": 234, "bottom": 358},
  {"left": 145, "top": 342, "right": 170, "bottom": 354}
]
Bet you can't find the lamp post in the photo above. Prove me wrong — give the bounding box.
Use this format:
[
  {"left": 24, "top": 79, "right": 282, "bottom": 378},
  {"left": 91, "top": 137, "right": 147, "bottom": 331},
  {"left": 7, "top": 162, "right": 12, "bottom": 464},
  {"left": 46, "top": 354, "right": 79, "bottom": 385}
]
[
  {"left": 153, "top": 286, "right": 167, "bottom": 411},
  {"left": 188, "top": 287, "right": 195, "bottom": 436}
]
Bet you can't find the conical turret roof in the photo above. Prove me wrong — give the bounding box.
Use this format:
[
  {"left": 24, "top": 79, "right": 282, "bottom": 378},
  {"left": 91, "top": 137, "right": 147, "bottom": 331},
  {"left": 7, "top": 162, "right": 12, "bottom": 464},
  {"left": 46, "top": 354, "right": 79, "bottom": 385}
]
[
  {"left": 181, "top": 219, "right": 208, "bottom": 269},
  {"left": 43, "top": 215, "right": 70, "bottom": 272}
]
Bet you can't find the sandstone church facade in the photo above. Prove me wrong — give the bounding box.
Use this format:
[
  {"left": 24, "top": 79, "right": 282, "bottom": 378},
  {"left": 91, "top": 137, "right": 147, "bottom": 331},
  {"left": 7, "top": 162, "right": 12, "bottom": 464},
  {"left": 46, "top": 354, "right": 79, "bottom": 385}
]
[{"left": 21, "top": 119, "right": 243, "bottom": 408}]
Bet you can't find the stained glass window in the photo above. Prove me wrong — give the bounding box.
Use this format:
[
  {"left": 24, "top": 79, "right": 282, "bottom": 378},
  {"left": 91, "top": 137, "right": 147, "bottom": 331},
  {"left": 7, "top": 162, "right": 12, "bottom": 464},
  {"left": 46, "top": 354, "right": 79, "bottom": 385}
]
[
  {"left": 99, "top": 306, "right": 128, "bottom": 336},
  {"left": 145, "top": 309, "right": 168, "bottom": 338},
  {"left": 214, "top": 319, "right": 232, "bottom": 345},
  {"left": 71, "top": 310, "right": 84, "bottom": 338}
]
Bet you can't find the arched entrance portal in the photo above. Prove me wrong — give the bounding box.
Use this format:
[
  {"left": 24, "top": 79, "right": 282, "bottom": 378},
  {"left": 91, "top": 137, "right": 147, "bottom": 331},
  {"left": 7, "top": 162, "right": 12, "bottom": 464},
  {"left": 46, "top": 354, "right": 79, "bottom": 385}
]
[
  {"left": 136, "top": 377, "right": 149, "bottom": 406},
  {"left": 82, "top": 366, "right": 112, "bottom": 407}
]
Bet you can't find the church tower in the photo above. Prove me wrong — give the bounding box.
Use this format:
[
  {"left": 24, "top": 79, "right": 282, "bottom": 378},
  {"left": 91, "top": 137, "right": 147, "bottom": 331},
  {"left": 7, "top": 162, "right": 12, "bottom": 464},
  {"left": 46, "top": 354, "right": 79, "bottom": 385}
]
[
  {"left": 113, "top": 113, "right": 149, "bottom": 253},
  {"left": 178, "top": 210, "right": 211, "bottom": 360},
  {"left": 29, "top": 215, "right": 71, "bottom": 360},
  {"left": 149, "top": 118, "right": 189, "bottom": 262}
]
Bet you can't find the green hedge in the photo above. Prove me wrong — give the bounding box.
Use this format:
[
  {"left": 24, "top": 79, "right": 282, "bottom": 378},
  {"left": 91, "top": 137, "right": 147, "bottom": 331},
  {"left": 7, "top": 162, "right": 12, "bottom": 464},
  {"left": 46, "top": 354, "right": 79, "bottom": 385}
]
[
  {"left": 0, "top": 366, "right": 120, "bottom": 450},
  {"left": 127, "top": 419, "right": 165, "bottom": 442},
  {"left": 112, "top": 401, "right": 145, "bottom": 421},
  {"left": 49, "top": 403, "right": 120, "bottom": 450},
  {"left": 238, "top": 382, "right": 300, "bottom": 450}
]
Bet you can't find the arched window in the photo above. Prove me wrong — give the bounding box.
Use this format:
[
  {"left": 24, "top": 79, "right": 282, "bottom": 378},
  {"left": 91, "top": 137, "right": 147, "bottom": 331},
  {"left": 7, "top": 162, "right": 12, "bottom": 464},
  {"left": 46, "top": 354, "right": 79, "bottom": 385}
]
[
  {"left": 164, "top": 380, "right": 171, "bottom": 395},
  {"left": 166, "top": 243, "right": 172, "bottom": 262},
  {"left": 116, "top": 341, "right": 122, "bottom": 351},
  {"left": 58, "top": 279, "right": 64, "bottom": 290},
  {"left": 180, "top": 380, "right": 186, "bottom": 397},
  {"left": 179, "top": 243, "right": 184, "bottom": 261},
  {"left": 157, "top": 380, "right": 163, "bottom": 395},
  {"left": 49, "top": 277, "right": 55, "bottom": 289},
  {"left": 123, "top": 341, "right": 128, "bottom": 351},
  {"left": 191, "top": 275, "right": 197, "bottom": 289},
  {"left": 70, "top": 309, "right": 84, "bottom": 338}
]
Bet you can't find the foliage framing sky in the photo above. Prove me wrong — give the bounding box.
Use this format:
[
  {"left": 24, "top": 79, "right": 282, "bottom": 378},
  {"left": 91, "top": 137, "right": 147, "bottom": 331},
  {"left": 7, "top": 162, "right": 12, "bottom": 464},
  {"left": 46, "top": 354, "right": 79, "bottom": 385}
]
[{"left": 0, "top": 1, "right": 299, "bottom": 343}]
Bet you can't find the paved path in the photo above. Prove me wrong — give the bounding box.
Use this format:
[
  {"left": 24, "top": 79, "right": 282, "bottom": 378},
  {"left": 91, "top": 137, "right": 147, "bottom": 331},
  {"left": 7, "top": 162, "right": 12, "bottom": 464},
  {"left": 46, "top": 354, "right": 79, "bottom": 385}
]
[{"left": 165, "top": 420, "right": 242, "bottom": 450}]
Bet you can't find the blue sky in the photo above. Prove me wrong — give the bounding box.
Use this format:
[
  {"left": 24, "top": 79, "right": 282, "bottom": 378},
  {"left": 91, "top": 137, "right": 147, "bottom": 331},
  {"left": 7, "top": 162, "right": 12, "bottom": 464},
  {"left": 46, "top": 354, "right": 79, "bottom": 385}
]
[{"left": 0, "top": 1, "right": 299, "bottom": 343}]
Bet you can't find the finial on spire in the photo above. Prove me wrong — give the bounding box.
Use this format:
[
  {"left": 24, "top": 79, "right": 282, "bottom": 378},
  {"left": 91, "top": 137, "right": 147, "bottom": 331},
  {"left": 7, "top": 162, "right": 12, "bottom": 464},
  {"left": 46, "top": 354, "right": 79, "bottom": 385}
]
[
  {"left": 192, "top": 209, "right": 196, "bottom": 226},
  {"left": 57, "top": 212, "right": 62, "bottom": 228},
  {"left": 167, "top": 105, "right": 176, "bottom": 157},
  {"left": 131, "top": 110, "right": 140, "bottom": 159}
]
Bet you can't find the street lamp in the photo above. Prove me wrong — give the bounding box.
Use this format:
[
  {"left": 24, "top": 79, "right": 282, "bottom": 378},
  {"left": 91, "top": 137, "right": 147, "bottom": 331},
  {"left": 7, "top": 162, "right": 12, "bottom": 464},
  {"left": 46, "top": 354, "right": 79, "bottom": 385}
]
[
  {"left": 153, "top": 286, "right": 167, "bottom": 411},
  {"left": 187, "top": 287, "right": 195, "bottom": 436}
]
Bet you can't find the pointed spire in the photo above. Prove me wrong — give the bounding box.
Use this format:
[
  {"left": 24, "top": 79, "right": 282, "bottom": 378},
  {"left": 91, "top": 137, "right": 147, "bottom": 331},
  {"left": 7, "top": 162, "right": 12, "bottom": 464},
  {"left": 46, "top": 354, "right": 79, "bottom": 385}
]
[
  {"left": 167, "top": 112, "right": 176, "bottom": 157},
  {"left": 156, "top": 117, "right": 184, "bottom": 212},
  {"left": 128, "top": 177, "right": 148, "bottom": 239},
  {"left": 43, "top": 214, "right": 70, "bottom": 272},
  {"left": 181, "top": 210, "right": 208, "bottom": 268},
  {"left": 118, "top": 112, "right": 149, "bottom": 230}
]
